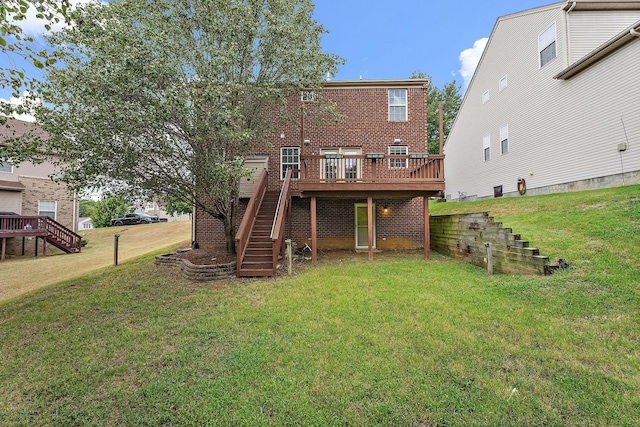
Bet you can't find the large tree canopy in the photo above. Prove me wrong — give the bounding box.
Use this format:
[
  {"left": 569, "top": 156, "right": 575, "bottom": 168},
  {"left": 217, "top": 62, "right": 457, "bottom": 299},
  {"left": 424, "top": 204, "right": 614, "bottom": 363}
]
[{"left": 38, "top": 0, "right": 342, "bottom": 253}]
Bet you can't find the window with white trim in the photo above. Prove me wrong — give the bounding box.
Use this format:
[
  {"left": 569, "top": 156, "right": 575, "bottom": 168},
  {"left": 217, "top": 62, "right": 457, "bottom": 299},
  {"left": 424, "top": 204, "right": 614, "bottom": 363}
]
[
  {"left": 280, "top": 147, "right": 300, "bottom": 179},
  {"left": 38, "top": 200, "right": 57, "bottom": 220},
  {"left": 482, "top": 90, "right": 490, "bottom": 104},
  {"left": 388, "top": 145, "right": 408, "bottom": 168},
  {"left": 388, "top": 89, "right": 407, "bottom": 121},
  {"left": 539, "top": 22, "right": 557, "bottom": 67},
  {"left": 499, "top": 75, "right": 508, "bottom": 91},
  {"left": 500, "top": 125, "right": 509, "bottom": 155},
  {"left": 301, "top": 91, "right": 314, "bottom": 102},
  {"left": 0, "top": 161, "right": 13, "bottom": 173},
  {"left": 483, "top": 134, "right": 491, "bottom": 162}
]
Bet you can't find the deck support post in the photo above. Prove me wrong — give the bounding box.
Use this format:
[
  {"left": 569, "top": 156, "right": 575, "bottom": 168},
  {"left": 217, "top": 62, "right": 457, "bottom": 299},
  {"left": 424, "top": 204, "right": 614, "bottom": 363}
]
[
  {"left": 311, "top": 196, "right": 317, "bottom": 262},
  {"left": 1, "top": 237, "right": 5, "bottom": 262},
  {"left": 35, "top": 237, "right": 38, "bottom": 257},
  {"left": 367, "top": 196, "right": 373, "bottom": 261},
  {"left": 424, "top": 196, "right": 430, "bottom": 260}
]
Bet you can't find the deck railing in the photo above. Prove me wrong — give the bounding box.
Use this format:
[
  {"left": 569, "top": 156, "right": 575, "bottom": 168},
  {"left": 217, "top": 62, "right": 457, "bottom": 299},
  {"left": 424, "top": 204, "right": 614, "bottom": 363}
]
[
  {"left": 298, "top": 154, "right": 444, "bottom": 183},
  {"left": 271, "top": 168, "right": 292, "bottom": 272},
  {"left": 235, "top": 168, "right": 268, "bottom": 269},
  {"left": 0, "top": 215, "right": 82, "bottom": 253}
]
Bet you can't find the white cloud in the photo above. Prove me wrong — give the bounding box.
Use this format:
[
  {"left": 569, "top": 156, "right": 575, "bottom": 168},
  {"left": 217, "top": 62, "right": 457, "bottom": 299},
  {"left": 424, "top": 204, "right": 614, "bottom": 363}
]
[
  {"left": 13, "top": 0, "right": 95, "bottom": 37},
  {"left": 0, "top": 92, "right": 41, "bottom": 122},
  {"left": 458, "top": 38, "right": 488, "bottom": 88}
]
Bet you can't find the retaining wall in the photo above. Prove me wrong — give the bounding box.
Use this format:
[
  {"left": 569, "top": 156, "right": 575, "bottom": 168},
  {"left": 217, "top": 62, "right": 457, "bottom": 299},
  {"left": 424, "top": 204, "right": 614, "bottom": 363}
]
[{"left": 430, "top": 212, "right": 553, "bottom": 275}]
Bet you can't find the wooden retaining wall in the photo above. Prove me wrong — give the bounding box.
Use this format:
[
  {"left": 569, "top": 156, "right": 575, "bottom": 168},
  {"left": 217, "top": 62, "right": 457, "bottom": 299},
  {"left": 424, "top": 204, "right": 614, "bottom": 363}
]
[
  {"left": 155, "top": 251, "right": 236, "bottom": 281},
  {"left": 430, "top": 212, "right": 553, "bottom": 275}
]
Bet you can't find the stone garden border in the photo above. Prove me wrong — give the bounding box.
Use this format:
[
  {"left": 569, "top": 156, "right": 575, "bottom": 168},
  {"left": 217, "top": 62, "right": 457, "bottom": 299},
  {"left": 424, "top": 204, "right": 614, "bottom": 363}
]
[{"left": 155, "top": 249, "right": 236, "bottom": 281}]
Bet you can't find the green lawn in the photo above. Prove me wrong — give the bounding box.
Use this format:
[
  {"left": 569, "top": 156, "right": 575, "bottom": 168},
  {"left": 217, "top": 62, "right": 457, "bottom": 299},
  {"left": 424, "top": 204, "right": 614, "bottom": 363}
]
[{"left": 1, "top": 185, "right": 639, "bottom": 426}]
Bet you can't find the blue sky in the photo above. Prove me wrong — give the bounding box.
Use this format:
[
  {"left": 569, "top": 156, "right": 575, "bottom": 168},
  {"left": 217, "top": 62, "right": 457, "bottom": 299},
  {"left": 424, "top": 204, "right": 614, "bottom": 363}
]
[
  {"left": 2, "top": 0, "right": 553, "bottom": 119},
  {"left": 314, "top": 0, "right": 552, "bottom": 89}
]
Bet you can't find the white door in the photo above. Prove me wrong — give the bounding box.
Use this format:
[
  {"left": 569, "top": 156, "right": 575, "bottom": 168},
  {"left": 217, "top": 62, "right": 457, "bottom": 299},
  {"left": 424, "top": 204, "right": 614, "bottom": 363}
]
[{"left": 355, "top": 203, "right": 375, "bottom": 249}]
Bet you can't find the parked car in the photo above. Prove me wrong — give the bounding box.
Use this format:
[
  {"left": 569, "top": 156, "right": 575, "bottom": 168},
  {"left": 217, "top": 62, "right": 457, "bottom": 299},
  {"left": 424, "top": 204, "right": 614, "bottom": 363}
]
[
  {"left": 110, "top": 213, "right": 149, "bottom": 226},
  {"left": 137, "top": 213, "right": 159, "bottom": 223}
]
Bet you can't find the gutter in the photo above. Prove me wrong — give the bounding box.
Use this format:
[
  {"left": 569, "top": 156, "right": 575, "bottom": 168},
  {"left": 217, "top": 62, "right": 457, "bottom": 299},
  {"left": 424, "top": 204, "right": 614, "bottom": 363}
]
[{"left": 554, "top": 21, "right": 640, "bottom": 80}]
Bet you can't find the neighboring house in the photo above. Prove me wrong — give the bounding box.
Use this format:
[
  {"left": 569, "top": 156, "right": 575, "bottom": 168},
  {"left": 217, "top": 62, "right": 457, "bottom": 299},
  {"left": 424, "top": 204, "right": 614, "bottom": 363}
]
[
  {"left": 138, "top": 201, "right": 190, "bottom": 222},
  {"left": 78, "top": 217, "right": 93, "bottom": 230},
  {"left": 0, "top": 119, "right": 81, "bottom": 258},
  {"left": 194, "top": 78, "right": 445, "bottom": 276},
  {"left": 445, "top": 0, "right": 640, "bottom": 201}
]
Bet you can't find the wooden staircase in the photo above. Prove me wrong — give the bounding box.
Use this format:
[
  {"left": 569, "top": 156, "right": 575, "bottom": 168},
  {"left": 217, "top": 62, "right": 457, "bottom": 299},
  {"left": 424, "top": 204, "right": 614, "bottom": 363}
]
[
  {"left": 0, "top": 215, "right": 82, "bottom": 261},
  {"left": 238, "top": 192, "right": 279, "bottom": 277}
]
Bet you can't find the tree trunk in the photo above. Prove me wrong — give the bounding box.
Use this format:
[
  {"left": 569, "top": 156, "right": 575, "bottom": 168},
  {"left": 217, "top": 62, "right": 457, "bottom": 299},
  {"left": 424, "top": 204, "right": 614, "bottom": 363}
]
[{"left": 223, "top": 197, "right": 238, "bottom": 255}]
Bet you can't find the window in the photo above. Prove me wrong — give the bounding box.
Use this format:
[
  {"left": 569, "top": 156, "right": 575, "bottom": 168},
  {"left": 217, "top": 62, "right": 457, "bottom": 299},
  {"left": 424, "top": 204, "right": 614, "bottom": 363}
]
[
  {"left": 499, "top": 75, "right": 508, "bottom": 92},
  {"left": 301, "top": 91, "right": 314, "bottom": 102},
  {"left": 482, "top": 90, "right": 490, "bottom": 104},
  {"left": 483, "top": 135, "right": 491, "bottom": 162},
  {"left": 389, "top": 145, "right": 408, "bottom": 168},
  {"left": 500, "top": 125, "right": 509, "bottom": 155},
  {"left": 388, "top": 89, "right": 407, "bottom": 121},
  {"left": 0, "top": 161, "right": 13, "bottom": 173},
  {"left": 280, "top": 147, "right": 300, "bottom": 179},
  {"left": 38, "top": 200, "right": 56, "bottom": 220},
  {"left": 539, "top": 22, "right": 557, "bottom": 67}
]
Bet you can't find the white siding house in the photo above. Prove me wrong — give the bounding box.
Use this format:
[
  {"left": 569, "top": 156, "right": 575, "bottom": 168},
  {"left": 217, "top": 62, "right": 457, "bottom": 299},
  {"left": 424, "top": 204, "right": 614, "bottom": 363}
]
[{"left": 445, "top": 1, "right": 640, "bottom": 200}]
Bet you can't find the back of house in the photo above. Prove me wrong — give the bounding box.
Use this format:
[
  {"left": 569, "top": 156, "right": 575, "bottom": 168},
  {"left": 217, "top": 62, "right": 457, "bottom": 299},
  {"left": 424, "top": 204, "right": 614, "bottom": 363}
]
[{"left": 194, "top": 79, "right": 446, "bottom": 275}]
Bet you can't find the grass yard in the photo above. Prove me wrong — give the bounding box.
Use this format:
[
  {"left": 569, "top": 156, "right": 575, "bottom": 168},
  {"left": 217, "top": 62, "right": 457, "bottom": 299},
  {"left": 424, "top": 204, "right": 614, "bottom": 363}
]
[
  {"left": 0, "top": 220, "right": 191, "bottom": 303},
  {"left": 0, "top": 185, "right": 639, "bottom": 426}
]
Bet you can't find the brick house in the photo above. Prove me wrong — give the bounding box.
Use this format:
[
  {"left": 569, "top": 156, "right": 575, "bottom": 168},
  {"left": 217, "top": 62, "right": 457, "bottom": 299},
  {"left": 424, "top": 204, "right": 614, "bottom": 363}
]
[
  {"left": 0, "top": 119, "right": 81, "bottom": 259},
  {"left": 193, "top": 79, "right": 445, "bottom": 276}
]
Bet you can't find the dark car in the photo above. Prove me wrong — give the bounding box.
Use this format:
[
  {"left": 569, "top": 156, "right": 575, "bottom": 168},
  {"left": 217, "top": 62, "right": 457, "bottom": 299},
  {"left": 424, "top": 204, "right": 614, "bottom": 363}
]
[
  {"left": 137, "top": 213, "right": 159, "bottom": 223},
  {"left": 110, "top": 213, "right": 147, "bottom": 226}
]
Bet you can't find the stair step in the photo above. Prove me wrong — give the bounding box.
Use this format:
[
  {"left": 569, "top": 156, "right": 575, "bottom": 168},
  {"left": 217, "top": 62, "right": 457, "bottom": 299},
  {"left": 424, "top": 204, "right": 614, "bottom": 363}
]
[
  {"left": 238, "top": 268, "right": 275, "bottom": 277},
  {"left": 244, "top": 255, "right": 272, "bottom": 263}
]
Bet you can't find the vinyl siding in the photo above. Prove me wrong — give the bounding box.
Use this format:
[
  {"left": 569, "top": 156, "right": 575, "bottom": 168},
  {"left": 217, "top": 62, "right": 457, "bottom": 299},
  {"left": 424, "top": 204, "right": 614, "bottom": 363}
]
[
  {"left": 568, "top": 11, "right": 640, "bottom": 63},
  {"left": 445, "top": 4, "right": 640, "bottom": 200}
]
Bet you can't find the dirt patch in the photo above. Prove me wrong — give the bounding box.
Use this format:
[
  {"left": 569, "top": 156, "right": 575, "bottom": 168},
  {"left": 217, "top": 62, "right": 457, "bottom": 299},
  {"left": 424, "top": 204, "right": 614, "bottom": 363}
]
[{"left": 171, "top": 248, "right": 236, "bottom": 265}]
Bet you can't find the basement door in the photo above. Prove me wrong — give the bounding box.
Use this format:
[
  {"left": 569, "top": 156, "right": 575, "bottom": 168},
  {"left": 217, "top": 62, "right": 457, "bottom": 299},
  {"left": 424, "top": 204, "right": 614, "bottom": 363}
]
[{"left": 355, "top": 203, "right": 376, "bottom": 250}]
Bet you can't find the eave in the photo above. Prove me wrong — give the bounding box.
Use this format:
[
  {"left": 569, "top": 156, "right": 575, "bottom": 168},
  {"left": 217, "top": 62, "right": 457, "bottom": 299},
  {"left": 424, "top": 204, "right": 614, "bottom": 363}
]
[{"left": 555, "top": 21, "right": 640, "bottom": 80}]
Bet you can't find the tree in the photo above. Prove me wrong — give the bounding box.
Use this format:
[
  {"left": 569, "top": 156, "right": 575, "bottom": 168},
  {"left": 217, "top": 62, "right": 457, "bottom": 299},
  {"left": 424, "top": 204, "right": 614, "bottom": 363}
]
[
  {"left": 163, "top": 196, "right": 192, "bottom": 217},
  {"left": 90, "top": 197, "right": 127, "bottom": 228},
  {"left": 79, "top": 198, "right": 96, "bottom": 218},
  {"left": 1, "top": 1, "right": 71, "bottom": 119},
  {"left": 411, "top": 71, "right": 462, "bottom": 154},
  {"left": 37, "top": 0, "right": 342, "bottom": 254}
]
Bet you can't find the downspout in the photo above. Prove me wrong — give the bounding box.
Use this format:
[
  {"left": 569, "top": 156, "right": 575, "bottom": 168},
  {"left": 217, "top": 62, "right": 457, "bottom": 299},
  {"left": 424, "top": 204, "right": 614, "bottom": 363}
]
[
  {"left": 72, "top": 190, "right": 77, "bottom": 233},
  {"left": 631, "top": 27, "right": 640, "bottom": 37},
  {"left": 563, "top": 2, "right": 577, "bottom": 66}
]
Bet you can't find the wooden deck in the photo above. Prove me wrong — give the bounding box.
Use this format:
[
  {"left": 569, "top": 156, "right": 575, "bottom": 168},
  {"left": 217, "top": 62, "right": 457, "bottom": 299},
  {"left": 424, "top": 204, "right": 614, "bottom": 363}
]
[
  {"left": 293, "top": 154, "right": 444, "bottom": 198},
  {"left": 0, "top": 215, "right": 82, "bottom": 261}
]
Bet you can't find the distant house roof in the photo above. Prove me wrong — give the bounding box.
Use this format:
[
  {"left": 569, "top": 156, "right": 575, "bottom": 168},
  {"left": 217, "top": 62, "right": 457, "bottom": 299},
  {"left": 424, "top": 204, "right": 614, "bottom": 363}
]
[
  {"left": 0, "top": 180, "right": 26, "bottom": 191},
  {"left": 0, "top": 118, "right": 46, "bottom": 140}
]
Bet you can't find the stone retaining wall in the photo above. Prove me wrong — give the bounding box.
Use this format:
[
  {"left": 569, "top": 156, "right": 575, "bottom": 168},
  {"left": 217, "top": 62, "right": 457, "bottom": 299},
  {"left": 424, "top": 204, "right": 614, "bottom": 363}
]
[
  {"left": 430, "top": 212, "right": 553, "bottom": 275},
  {"left": 155, "top": 250, "right": 236, "bottom": 281}
]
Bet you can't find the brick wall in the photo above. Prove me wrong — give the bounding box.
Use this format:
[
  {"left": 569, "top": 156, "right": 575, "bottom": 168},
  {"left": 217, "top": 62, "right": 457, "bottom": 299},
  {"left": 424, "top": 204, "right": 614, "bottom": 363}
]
[
  {"left": 195, "top": 80, "right": 430, "bottom": 252},
  {"left": 262, "top": 83, "right": 428, "bottom": 191}
]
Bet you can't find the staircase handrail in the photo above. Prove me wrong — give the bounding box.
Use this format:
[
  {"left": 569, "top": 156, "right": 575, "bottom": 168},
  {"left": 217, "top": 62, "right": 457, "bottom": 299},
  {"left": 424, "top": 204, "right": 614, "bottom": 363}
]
[
  {"left": 235, "top": 168, "right": 268, "bottom": 270},
  {"left": 270, "top": 168, "right": 292, "bottom": 273},
  {"left": 43, "top": 216, "right": 83, "bottom": 251}
]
